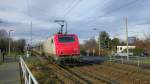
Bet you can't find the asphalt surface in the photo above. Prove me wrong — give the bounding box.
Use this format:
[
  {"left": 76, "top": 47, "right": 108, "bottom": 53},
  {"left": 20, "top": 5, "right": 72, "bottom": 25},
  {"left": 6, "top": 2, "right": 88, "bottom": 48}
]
[
  {"left": 0, "top": 56, "right": 20, "bottom": 84},
  {"left": 81, "top": 56, "right": 108, "bottom": 64}
]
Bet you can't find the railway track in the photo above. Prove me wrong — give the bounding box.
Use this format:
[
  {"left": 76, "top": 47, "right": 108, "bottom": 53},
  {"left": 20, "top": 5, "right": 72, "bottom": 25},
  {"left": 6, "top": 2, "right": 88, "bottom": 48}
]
[
  {"left": 77, "top": 63, "right": 150, "bottom": 84},
  {"left": 35, "top": 54, "right": 94, "bottom": 84},
  {"left": 68, "top": 66, "right": 118, "bottom": 84},
  {"left": 46, "top": 64, "right": 86, "bottom": 84},
  {"left": 30, "top": 51, "right": 150, "bottom": 84},
  {"left": 32, "top": 51, "right": 115, "bottom": 84},
  {"left": 103, "top": 63, "right": 150, "bottom": 83}
]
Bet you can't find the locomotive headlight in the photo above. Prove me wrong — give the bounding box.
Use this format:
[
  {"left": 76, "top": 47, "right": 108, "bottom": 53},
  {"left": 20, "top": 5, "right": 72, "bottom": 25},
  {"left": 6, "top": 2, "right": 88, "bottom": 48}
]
[
  {"left": 57, "top": 50, "right": 63, "bottom": 54},
  {"left": 74, "top": 49, "right": 78, "bottom": 53},
  {"left": 57, "top": 50, "right": 60, "bottom": 54},
  {"left": 74, "top": 48, "right": 77, "bottom": 50}
]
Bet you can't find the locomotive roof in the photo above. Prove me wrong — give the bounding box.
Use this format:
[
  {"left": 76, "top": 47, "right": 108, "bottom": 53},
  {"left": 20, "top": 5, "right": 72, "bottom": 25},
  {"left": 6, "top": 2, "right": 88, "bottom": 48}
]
[{"left": 54, "top": 33, "right": 76, "bottom": 36}]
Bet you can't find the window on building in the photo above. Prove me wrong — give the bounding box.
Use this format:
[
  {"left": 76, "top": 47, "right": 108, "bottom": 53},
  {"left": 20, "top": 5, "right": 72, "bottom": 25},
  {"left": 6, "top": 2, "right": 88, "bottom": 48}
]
[{"left": 120, "top": 47, "right": 122, "bottom": 50}]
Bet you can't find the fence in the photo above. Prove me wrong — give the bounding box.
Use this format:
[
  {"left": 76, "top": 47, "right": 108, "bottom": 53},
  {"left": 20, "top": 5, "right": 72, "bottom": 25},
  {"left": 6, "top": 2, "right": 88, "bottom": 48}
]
[
  {"left": 20, "top": 56, "right": 38, "bottom": 84},
  {"left": 111, "top": 56, "right": 150, "bottom": 68},
  {"left": 0, "top": 50, "right": 1, "bottom": 62}
]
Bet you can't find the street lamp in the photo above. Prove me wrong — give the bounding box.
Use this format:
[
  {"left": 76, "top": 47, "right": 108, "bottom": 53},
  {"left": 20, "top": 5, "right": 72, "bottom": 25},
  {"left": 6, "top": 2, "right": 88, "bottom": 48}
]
[{"left": 8, "top": 30, "right": 14, "bottom": 56}]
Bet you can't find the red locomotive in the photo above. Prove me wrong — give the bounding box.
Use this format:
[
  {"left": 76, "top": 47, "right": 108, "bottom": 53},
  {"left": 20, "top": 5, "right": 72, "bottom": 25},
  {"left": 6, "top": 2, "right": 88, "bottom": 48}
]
[{"left": 43, "top": 20, "right": 80, "bottom": 62}]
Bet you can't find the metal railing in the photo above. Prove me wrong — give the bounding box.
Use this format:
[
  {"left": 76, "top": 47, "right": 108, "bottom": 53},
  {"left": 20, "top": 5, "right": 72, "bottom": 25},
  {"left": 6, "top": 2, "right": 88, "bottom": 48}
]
[
  {"left": 111, "top": 56, "right": 150, "bottom": 68},
  {"left": 20, "top": 56, "right": 38, "bottom": 84},
  {"left": 0, "top": 50, "right": 1, "bottom": 62}
]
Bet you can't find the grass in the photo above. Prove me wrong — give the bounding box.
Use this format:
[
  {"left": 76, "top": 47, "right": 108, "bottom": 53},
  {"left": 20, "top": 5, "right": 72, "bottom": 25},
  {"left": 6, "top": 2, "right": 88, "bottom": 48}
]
[
  {"left": 5, "top": 52, "right": 25, "bottom": 56},
  {"left": 26, "top": 58, "right": 42, "bottom": 70},
  {"left": 142, "top": 59, "right": 150, "bottom": 64},
  {"left": 132, "top": 58, "right": 150, "bottom": 64},
  {"left": 112, "top": 56, "right": 150, "bottom": 64},
  {"left": 0, "top": 62, "right": 2, "bottom": 65},
  {"left": 26, "top": 57, "right": 62, "bottom": 84}
]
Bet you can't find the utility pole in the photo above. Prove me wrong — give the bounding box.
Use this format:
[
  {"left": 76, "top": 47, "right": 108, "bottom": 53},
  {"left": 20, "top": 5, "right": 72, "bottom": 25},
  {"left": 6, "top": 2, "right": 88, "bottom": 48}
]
[
  {"left": 40, "top": 40, "right": 42, "bottom": 52},
  {"left": 86, "top": 50, "right": 90, "bottom": 56},
  {"left": 125, "top": 17, "right": 129, "bottom": 61},
  {"left": 93, "top": 49, "right": 95, "bottom": 56},
  {"left": 30, "top": 21, "right": 33, "bottom": 45},
  {"left": 99, "top": 32, "right": 101, "bottom": 56},
  {"left": 29, "top": 21, "right": 32, "bottom": 57},
  {"left": 8, "top": 30, "right": 14, "bottom": 56},
  {"left": 93, "top": 28, "right": 101, "bottom": 56},
  {"left": 0, "top": 50, "right": 1, "bottom": 62}
]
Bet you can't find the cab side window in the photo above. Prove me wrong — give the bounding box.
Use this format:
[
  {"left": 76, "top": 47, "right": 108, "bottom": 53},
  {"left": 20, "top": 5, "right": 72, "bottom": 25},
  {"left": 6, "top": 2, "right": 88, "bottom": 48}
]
[{"left": 51, "top": 39, "right": 53, "bottom": 43}]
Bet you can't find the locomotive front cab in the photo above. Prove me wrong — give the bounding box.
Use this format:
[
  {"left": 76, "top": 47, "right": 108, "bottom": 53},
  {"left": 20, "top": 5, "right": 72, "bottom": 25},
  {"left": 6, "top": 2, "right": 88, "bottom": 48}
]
[
  {"left": 58, "top": 35, "right": 75, "bottom": 43},
  {"left": 54, "top": 34, "right": 80, "bottom": 56}
]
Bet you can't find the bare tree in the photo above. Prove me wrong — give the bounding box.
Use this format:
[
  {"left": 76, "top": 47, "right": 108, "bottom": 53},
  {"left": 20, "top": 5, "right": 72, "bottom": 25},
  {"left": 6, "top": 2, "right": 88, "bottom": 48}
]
[
  {"left": 0, "top": 29, "right": 8, "bottom": 38},
  {"left": 0, "top": 29, "right": 26, "bottom": 55}
]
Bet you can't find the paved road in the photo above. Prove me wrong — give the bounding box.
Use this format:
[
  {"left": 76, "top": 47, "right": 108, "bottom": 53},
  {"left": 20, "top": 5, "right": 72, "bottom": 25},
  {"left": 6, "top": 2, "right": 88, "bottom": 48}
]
[
  {"left": 82, "top": 56, "right": 108, "bottom": 64},
  {"left": 0, "top": 56, "right": 20, "bottom": 84}
]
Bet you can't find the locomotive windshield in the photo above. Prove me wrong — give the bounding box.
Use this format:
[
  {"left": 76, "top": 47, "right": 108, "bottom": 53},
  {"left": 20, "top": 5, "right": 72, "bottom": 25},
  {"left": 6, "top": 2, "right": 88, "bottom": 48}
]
[{"left": 58, "top": 36, "right": 75, "bottom": 42}]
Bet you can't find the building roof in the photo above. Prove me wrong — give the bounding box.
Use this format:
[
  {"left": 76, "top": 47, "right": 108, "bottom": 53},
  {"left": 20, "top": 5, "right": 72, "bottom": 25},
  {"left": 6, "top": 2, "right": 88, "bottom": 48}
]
[{"left": 117, "top": 44, "right": 135, "bottom": 46}]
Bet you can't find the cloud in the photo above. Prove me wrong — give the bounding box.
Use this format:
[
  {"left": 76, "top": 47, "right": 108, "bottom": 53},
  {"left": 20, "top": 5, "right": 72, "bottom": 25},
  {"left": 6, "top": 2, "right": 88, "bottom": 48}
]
[{"left": 0, "top": 0, "right": 150, "bottom": 44}]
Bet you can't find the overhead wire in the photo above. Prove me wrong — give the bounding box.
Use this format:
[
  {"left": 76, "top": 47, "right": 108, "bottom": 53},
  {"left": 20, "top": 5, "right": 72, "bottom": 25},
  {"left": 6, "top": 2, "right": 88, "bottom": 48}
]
[
  {"left": 25, "top": 0, "right": 142, "bottom": 42},
  {"left": 85, "top": 0, "right": 141, "bottom": 23},
  {"left": 63, "top": 0, "right": 83, "bottom": 18},
  {"left": 61, "top": 0, "right": 141, "bottom": 28},
  {"left": 26, "top": 0, "right": 32, "bottom": 18},
  {"left": 102, "top": 0, "right": 140, "bottom": 16},
  {"left": 86, "top": 0, "right": 141, "bottom": 38}
]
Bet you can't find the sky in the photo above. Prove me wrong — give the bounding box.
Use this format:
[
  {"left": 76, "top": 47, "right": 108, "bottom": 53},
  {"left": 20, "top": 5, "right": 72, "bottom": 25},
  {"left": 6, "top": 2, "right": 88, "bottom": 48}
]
[{"left": 0, "top": 0, "right": 150, "bottom": 44}]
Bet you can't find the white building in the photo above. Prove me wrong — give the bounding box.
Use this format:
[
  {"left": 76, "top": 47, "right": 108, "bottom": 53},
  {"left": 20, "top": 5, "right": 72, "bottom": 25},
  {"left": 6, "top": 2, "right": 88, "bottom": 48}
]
[{"left": 117, "top": 45, "right": 136, "bottom": 53}]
